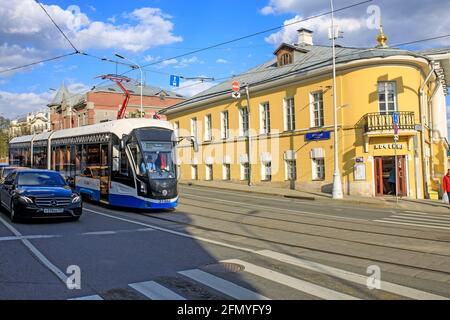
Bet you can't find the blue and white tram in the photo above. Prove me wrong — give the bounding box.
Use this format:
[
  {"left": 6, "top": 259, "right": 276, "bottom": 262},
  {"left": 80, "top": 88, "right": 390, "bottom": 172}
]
[{"left": 9, "top": 119, "right": 179, "bottom": 209}]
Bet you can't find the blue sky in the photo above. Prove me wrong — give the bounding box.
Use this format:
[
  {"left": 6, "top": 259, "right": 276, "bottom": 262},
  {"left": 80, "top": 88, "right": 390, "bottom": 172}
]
[{"left": 0, "top": 0, "right": 449, "bottom": 120}]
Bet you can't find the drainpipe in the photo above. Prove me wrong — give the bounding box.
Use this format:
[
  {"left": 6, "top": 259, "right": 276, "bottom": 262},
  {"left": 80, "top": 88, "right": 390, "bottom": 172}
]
[
  {"left": 419, "top": 63, "right": 435, "bottom": 199},
  {"left": 428, "top": 81, "right": 440, "bottom": 181}
]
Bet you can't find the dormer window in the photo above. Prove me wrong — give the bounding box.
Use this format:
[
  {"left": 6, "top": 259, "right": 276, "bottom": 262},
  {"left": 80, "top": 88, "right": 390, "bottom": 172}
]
[{"left": 279, "top": 53, "right": 293, "bottom": 66}]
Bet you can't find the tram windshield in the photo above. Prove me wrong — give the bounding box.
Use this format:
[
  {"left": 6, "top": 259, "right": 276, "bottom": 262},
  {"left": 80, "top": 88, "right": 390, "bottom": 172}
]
[{"left": 138, "top": 141, "right": 175, "bottom": 180}]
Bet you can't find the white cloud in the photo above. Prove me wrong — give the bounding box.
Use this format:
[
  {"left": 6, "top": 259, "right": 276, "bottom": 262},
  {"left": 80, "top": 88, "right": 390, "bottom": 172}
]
[
  {"left": 175, "top": 78, "right": 216, "bottom": 97},
  {"left": 158, "top": 56, "right": 202, "bottom": 69},
  {"left": 216, "top": 59, "right": 229, "bottom": 64},
  {"left": 261, "top": 0, "right": 450, "bottom": 48},
  {"left": 67, "top": 82, "right": 90, "bottom": 93},
  {"left": 0, "top": 90, "right": 53, "bottom": 118}
]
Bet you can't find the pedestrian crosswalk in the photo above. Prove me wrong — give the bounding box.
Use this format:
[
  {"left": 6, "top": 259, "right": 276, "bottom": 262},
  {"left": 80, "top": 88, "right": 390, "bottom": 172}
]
[
  {"left": 374, "top": 211, "right": 450, "bottom": 230},
  {"left": 69, "top": 249, "right": 448, "bottom": 301}
]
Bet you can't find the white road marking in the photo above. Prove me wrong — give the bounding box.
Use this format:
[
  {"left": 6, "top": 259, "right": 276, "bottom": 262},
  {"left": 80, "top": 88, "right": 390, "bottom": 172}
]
[
  {"left": 0, "top": 215, "right": 68, "bottom": 283},
  {"left": 389, "top": 215, "right": 450, "bottom": 224},
  {"left": 179, "top": 269, "right": 269, "bottom": 300},
  {"left": 374, "top": 219, "right": 450, "bottom": 231},
  {"left": 0, "top": 234, "right": 61, "bottom": 242},
  {"left": 404, "top": 211, "right": 450, "bottom": 216},
  {"left": 255, "top": 250, "right": 448, "bottom": 300},
  {"left": 129, "top": 281, "right": 186, "bottom": 300},
  {"left": 182, "top": 193, "right": 368, "bottom": 222},
  {"left": 396, "top": 213, "right": 450, "bottom": 221},
  {"left": 82, "top": 231, "right": 117, "bottom": 236},
  {"left": 69, "top": 295, "right": 103, "bottom": 300},
  {"left": 223, "top": 259, "right": 359, "bottom": 300}
]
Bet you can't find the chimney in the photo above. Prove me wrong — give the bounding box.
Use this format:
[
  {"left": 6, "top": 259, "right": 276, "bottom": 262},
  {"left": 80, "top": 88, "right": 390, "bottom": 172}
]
[{"left": 297, "top": 28, "right": 313, "bottom": 46}]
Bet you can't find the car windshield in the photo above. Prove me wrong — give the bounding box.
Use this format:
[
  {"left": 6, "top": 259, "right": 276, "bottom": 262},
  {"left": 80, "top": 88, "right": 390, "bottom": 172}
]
[
  {"left": 17, "top": 172, "right": 66, "bottom": 187},
  {"left": 139, "top": 142, "right": 175, "bottom": 180}
]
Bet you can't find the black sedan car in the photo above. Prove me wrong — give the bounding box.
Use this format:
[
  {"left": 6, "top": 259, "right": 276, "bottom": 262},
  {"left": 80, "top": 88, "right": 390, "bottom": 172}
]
[{"left": 0, "top": 169, "right": 82, "bottom": 222}]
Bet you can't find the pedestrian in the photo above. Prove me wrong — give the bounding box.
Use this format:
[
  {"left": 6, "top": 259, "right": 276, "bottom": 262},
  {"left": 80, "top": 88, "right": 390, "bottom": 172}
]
[
  {"left": 443, "top": 169, "right": 450, "bottom": 203},
  {"left": 388, "top": 167, "right": 396, "bottom": 195}
]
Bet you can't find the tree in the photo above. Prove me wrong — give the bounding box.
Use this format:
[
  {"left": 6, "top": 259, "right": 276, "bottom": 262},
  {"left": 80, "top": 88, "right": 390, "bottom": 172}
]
[{"left": 0, "top": 116, "right": 10, "bottom": 160}]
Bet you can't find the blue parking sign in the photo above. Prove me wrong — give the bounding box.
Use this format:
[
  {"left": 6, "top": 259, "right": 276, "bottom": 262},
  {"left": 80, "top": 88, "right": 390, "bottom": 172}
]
[
  {"left": 170, "top": 75, "right": 180, "bottom": 87},
  {"left": 392, "top": 112, "right": 399, "bottom": 124}
]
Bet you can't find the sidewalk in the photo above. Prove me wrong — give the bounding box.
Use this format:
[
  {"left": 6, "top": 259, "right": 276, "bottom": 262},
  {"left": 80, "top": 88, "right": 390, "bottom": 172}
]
[{"left": 179, "top": 180, "right": 450, "bottom": 214}]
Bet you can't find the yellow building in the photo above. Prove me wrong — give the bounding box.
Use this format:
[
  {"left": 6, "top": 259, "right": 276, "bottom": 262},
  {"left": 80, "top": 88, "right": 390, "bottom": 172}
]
[{"left": 162, "top": 28, "right": 450, "bottom": 199}]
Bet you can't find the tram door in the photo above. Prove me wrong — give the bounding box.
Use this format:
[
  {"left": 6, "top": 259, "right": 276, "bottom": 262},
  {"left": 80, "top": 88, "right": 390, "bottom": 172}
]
[
  {"left": 374, "top": 156, "right": 406, "bottom": 197},
  {"left": 100, "top": 144, "right": 109, "bottom": 203}
]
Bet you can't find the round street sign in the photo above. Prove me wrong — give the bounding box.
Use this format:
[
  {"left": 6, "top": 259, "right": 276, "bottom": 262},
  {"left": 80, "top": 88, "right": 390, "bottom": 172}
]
[{"left": 231, "top": 81, "right": 240, "bottom": 92}]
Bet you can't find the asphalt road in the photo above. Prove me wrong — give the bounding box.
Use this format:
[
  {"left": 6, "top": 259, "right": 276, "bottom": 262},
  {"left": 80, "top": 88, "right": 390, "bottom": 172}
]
[{"left": 1, "top": 184, "right": 450, "bottom": 300}]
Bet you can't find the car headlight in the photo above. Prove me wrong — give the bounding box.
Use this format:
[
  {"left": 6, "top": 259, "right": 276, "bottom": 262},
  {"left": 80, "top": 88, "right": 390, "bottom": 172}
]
[
  {"left": 19, "top": 196, "right": 33, "bottom": 204},
  {"left": 72, "top": 194, "right": 81, "bottom": 203}
]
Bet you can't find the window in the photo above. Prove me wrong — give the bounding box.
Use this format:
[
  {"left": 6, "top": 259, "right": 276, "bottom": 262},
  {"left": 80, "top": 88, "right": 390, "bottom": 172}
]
[
  {"left": 204, "top": 114, "right": 212, "bottom": 141},
  {"left": 205, "top": 164, "right": 213, "bottom": 181},
  {"left": 223, "top": 164, "right": 231, "bottom": 180},
  {"left": 378, "top": 82, "right": 397, "bottom": 113},
  {"left": 241, "top": 163, "right": 249, "bottom": 181},
  {"left": 173, "top": 121, "right": 179, "bottom": 139},
  {"left": 261, "top": 162, "right": 272, "bottom": 181},
  {"left": 311, "top": 92, "right": 324, "bottom": 127},
  {"left": 286, "top": 160, "right": 297, "bottom": 181},
  {"left": 312, "top": 158, "right": 325, "bottom": 180},
  {"left": 191, "top": 165, "right": 198, "bottom": 180},
  {"left": 260, "top": 102, "right": 271, "bottom": 134},
  {"left": 284, "top": 97, "right": 296, "bottom": 131},
  {"left": 190, "top": 117, "right": 197, "bottom": 140},
  {"left": 221, "top": 111, "right": 229, "bottom": 139},
  {"left": 240, "top": 107, "right": 249, "bottom": 136},
  {"left": 279, "top": 53, "right": 293, "bottom": 66}
]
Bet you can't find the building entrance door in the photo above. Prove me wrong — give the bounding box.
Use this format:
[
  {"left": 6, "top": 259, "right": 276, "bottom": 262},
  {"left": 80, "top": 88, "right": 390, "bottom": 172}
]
[{"left": 374, "top": 156, "right": 406, "bottom": 197}]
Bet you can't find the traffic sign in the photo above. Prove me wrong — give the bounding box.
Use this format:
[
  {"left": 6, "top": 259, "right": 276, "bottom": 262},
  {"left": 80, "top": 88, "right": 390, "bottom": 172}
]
[
  {"left": 394, "top": 134, "right": 399, "bottom": 142},
  {"left": 232, "top": 91, "right": 241, "bottom": 99},
  {"left": 170, "top": 75, "right": 180, "bottom": 87},
  {"left": 231, "top": 81, "right": 240, "bottom": 92},
  {"left": 392, "top": 112, "right": 399, "bottom": 125},
  {"left": 393, "top": 123, "right": 399, "bottom": 135}
]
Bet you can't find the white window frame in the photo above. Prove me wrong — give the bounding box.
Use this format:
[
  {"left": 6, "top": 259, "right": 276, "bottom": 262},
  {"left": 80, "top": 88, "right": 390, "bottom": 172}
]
[
  {"left": 284, "top": 97, "right": 295, "bottom": 131},
  {"left": 310, "top": 91, "right": 324, "bottom": 128},
  {"left": 221, "top": 111, "right": 229, "bottom": 139},
  {"left": 204, "top": 114, "right": 212, "bottom": 141},
  {"left": 285, "top": 159, "right": 297, "bottom": 181},
  {"left": 378, "top": 81, "right": 397, "bottom": 114},
  {"left": 239, "top": 107, "right": 249, "bottom": 137},
  {"left": 205, "top": 164, "right": 213, "bottom": 181},
  {"left": 190, "top": 117, "right": 197, "bottom": 140},
  {"left": 240, "top": 162, "right": 249, "bottom": 181},
  {"left": 259, "top": 102, "right": 271, "bottom": 135},
  {"left": 191, "top": 165, "right": 198, "bottom": 180},
  {"left": 222, "top": 163, "right": 231, "bottom": 180},
  {"left": 261, "top": 162, "right": 272, "bottom": 181},
  {"left": 312, "top": 158, "right": 325, "bottom": 181}
]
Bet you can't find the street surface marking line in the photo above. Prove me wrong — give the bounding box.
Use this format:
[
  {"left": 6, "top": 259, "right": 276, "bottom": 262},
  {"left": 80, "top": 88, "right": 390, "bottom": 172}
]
[
  {"left": 129, "top": 281, "right": 186, "bottom": 300},
  {"left": 84, "top": 208, "right": 257, "bottom": 254},
  {"left": 223, "top": 259, "right": 358, "bottom": 300},
  {"left": 395, "top": 213, "right": 450, "bottom": 221},
  {"left": 256, "top": 250, "right": 446, "bottom": 300},
  {"left": 181, "top": 186, "right": 397, "bottom": 214},
  {"left": 0, "top": 215, "right": 68, "bottom": 283},
  {"left": 375, "top": 219, "right": 450, "bottom": 230},
  {"left": 0, "top": 234, "right": 61, "bottom": 242},
  {"left": 178, "top": 269, "right": 270, "bottom": 300},
  {"left": 182, "top": 193, "right": 368, "bottom": 222},
  {"left": 389, "top": 215, "right": 450, "bottom": 224},
  {"left": 69, "top": 295, "right": 103, "bottom": 300}
]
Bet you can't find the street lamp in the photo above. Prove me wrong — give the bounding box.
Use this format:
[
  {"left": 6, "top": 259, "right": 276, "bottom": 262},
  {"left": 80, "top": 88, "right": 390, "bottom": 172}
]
[
  {"left": 115, "top": 53, "right": 143, "bottom": 118},
  {"left": 330, "top": 0, "right": 343, "bottom": 199}
]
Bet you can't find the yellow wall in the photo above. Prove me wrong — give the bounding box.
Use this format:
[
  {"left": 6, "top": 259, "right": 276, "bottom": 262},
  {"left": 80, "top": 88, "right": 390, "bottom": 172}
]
[{"left": 168, "top": 59, "right": 446, "bottom": 199}]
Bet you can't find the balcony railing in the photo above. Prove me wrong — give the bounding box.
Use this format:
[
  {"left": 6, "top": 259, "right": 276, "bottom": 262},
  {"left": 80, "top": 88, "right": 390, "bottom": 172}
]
[{"left": 363, "top": 111, "right": 415, "bottom": 133}]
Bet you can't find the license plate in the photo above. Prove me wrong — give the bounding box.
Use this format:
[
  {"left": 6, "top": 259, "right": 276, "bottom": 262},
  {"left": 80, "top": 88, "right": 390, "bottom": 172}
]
[{"left": 43, "top": 208, "right": 64, "bottom": 214}]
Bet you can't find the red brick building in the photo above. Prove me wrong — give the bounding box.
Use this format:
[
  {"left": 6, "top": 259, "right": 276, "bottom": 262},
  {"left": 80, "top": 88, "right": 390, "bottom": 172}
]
[{"left": 48, "top": 82, "right": 185, "bottom": 130}]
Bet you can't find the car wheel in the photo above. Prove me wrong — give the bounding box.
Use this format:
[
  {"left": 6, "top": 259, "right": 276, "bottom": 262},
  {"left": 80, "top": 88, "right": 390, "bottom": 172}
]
[{"left": 10, "top": 202, "right": 17, "bottom": 223}]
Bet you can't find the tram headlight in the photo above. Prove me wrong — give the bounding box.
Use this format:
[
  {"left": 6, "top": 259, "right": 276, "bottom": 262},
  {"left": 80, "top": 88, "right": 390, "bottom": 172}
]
[{"left": 138, "top": 180, "right": 147, "bottom": 194}]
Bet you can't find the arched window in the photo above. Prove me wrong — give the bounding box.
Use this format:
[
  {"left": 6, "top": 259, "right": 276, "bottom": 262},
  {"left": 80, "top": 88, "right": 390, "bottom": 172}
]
[{"left": 279, "top": 53, "right": 293, "bottom": 66}]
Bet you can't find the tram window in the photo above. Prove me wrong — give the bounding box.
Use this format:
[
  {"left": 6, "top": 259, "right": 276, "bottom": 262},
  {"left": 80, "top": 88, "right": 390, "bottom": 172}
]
[
  {"left": 129, "top": 144, "right": 144, "bottom": 177},
  {"left": 87, "top": 145, "right": 101, "bottom": 165},
  {"left": 111, "top": 148, "right": 135, "bottom": 188}
]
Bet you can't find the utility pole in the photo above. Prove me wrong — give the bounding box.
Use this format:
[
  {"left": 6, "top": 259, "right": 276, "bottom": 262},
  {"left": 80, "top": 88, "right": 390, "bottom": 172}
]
[
  {"left": 245, "top": 84, "right": 252, "bottom": 187},
  {"left": 330, "top": 0, "right": 343, "bottom": 199}
]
